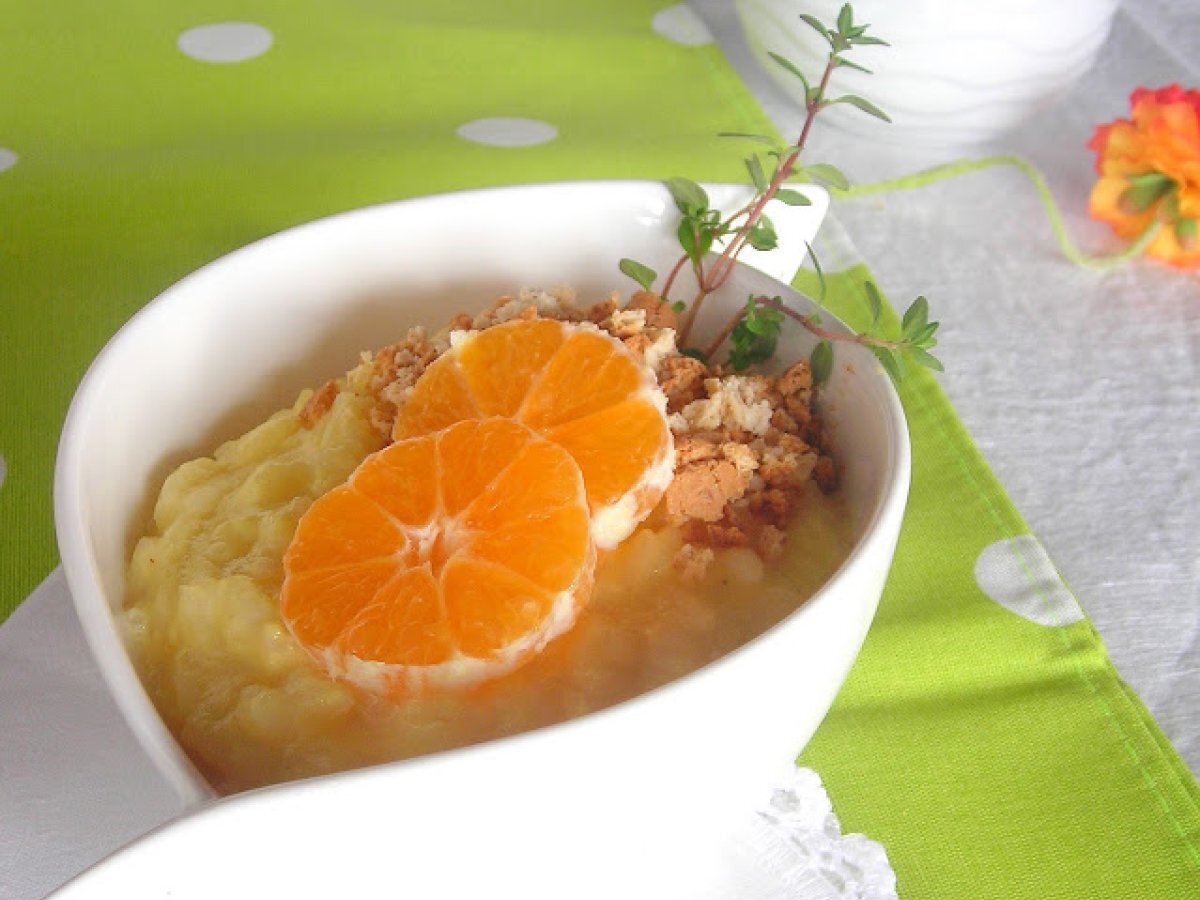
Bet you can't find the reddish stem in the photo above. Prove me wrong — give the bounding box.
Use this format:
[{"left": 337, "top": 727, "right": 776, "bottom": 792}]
[
  {"left": 705, "top": 295, "right": 911, "bottom": 361},
  {"left": 704, "top": 58, "right": 836, "bottom": 292},
  {"left": 678, "top": 54, "right": 839, "bottom": 345},
  {"left": 660, "top": 252, "right": 690, "bottom": 300}
]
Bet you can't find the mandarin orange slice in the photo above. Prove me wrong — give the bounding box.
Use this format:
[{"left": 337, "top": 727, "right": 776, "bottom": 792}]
[
  {"left": 281, "top": 418, "right": 595, "bottom": 695},
  {"left": 393, "top": 318, "right": 674, "bottom": 549}
]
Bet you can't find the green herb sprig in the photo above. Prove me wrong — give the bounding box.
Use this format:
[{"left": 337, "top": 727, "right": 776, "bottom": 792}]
[{"left": 619, "top": 3, "right": 942, "bottom": 385}]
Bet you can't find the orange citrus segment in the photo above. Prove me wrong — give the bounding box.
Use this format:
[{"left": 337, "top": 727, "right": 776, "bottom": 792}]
[
  {"left": 350, "top": 438, "right": 437, "bottom": 526},
  {"left": 468, "top": 508, "right": 590, "bottom": 592},
  {"left": 457, "top": 317, "right": 564, "bottom": 416},
  {"left": 393, "top": 355, "right": 480, "bottom": 437},
  {"left": 518, "top": 329, "right": 643, "bottom": 429},
  {"left": 333, "top": 569, "right": 450, "bottom": 666},
  {"left": 441, "top": 558, "right": 558, "bottom": 658},
  {"left": 436, "top": 412, "right": 533, "bottom": 517},
  {"left": 392, "top": 319, "right": 674, "bottom": 548},
  {"left": 545, "top": 397, "right": 677, "bottom": 509},
  {"left": 284, "top": 487, "right": 408, "bottom": 572},
  {"left": 281, "top": 418, "right": 594, "bottom": 695},
  {"left": 284, "top": 558, "right": 402, "bottom": 649}
]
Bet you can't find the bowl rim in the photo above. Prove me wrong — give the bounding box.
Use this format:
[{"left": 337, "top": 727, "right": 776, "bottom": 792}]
[{"left": 53, "top": 177, "right": 906, "bottom": 806}]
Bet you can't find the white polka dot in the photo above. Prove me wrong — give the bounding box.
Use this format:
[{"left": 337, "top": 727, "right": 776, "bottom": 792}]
[
  {"left": 974, "top": 535, "right": 1084, "bottom": 627},
  {"left": 456, "top": 117, "right": 558, "bottom": 148},
  {"left": 652, "top": 4, "right": 713, "bottom": 46},
  {"left": 178, "top": 22, "right": 273, "bottom": 63},
  {"left": 0, "top": 148, "right": 17, "bottom": 172}
]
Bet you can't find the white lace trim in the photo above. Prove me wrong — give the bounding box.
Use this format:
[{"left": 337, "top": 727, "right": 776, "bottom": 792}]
[{"left": 731, "top": 766, "right": 898, "bottom": 900}]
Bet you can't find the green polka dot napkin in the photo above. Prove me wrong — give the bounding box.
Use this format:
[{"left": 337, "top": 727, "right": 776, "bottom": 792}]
[{"left": 2, "top": 2, "right": 1197, "bottom": 897}]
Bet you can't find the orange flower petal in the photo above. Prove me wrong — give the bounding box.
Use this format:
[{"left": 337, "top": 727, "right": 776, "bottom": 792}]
[
  {"left": 1089, "top": 84, "right": 1200, "bottom": 266},
  {"left": 1145, "top": 224, "right": 1200, "bottom": 267},
  {"left": 1089, "top": 176, "right": 1155, "bottom": 238}
]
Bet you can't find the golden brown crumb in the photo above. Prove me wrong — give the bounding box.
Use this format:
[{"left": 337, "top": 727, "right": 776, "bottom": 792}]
[
  {"left": 776, "top": 360, "right": 813, "bottom": 397},
  {"left": 299, "top": 380, "right": 338, "bottom": 429},
  {"left": 365, "top": 327, "right": 441, "bottom": 437},
  {"left": 746, "top": 487, "right": 795, "bottom": 527},
  {"left": 622, "top": 333, "right": 653, "bottom": 358},
  {"left": 721, "top": 441, "right": 759, "bottom": 478},
  {"left": 673, "top": 543, "right": 715, "bottom": 582},
  {"left": 681, "top": 519, "right": 752, "bottom": 548},
  {"left": 659, "top": 355, "right": 708, "bottom": 413},
  {"left": 814, "top": 455, "right": 839, "bottom": 494},
  {"left": 608, "top": 308, "right": 647, "bottom": 338},
  {"left": 664, "top": 459, "right": 750, "bottom": 524},
  {"left": 674, "top": 435, "right": 721, "bottom": 466},
  {"left": 624, "top": 291, "right": 679, "bottom": 331},
  {"left": 585, "top": 296, "right": 619, "bottom": 324},
  {"left": 755, "top": 524, "right": 786, "bottom": 562}
]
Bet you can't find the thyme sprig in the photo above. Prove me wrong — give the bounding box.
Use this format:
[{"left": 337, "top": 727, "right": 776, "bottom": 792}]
[{"left": 618, "top": 3, "right": 942, "bottom": 385}]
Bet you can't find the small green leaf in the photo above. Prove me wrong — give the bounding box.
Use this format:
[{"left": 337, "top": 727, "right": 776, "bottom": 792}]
[
  {"left": 836, "top": 57, "right": 873, "bottom": 74},
  {"left": 677, "top": 219, "right": 699, "bottom": 261},
  {"left": 746, "top": 154, "right": 768, "bottom": 193},
  {"left": 744, "top": 314, "right": 770, "bottom": 335},
  {"left": 718, "top": 131, "right": 780, "bottom": 147},
  {"left": 850, "top": 35, "right": 890, "bottom": 46},
  {"left": 901, "top": 296, "right": 929, "bottom": 339},
  {"left": 618, "top": 258, "right": 657, "bottom": 291},
  {"left": 773, "top": 187, "right": 813, "bottom": 206},
  {"left": 766, "top": 51, "right": 811, "bottom": 94},
  {"left": 805, "top": 241, "right": 828, "bottom": 304},
  {"left": 905, "top": 346, "right": 944, "bottom": 373},
  {"left": 912, "top": 320, "right": 939, "bottom": 345},
  {"left": 1161, "top": 189, "right": 1182, "bottom": 221},
  {"left": 1119, "top": 173, "right": 1173, "bottom": 214},
  {"left": 666, "top": 177, "right": 709, "bottom": 215},
  {"left": 671, "top": 300, "right": 687, "bottom": 313},
  {"left": 680, "top": 347, "right": 708, "bottom": 363},
  {"left": 836, "top": 4, "right": 853, "bottom": 35},
  {"left": 871, "top": 346, "right": 905, "bottom": 383},
  {"left": 800, "top": 162, "right": 850, "bottom": 191},
  {"left": 830, "top": 94, "right": 892, "bottom": 122},
  {"left": 810, "top": 340, "right": 834, "bottom": 384},
  {"left": 728, "top": 299, "right": 784, "bottom": 371},
  {"left": 1176, "top": 216, "right": 1198, "bottom": 251},
  {"left": 1128, "top": 171, "right": 1170, "bottom": 188},
  {"left": 676, "top": 213, "right": 716, "bottom": 262},
  {"left": 863, "top": 280, "right": 883, "bottom": 326},
  {"left": 797, "top": 13, "right": 831, "bottom": 42},
  {"left": 747, "top": 215, "right": 778, "bottom": 251}
]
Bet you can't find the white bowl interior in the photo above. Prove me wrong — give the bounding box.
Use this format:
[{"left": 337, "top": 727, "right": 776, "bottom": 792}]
[{"left": 54, "top": 180, "right": 907, "bottom": 825}]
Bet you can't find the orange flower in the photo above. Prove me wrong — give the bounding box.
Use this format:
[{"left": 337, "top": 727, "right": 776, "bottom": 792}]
[{"left": 1088, "top": 85, "right": 1200, "bottom": 267}]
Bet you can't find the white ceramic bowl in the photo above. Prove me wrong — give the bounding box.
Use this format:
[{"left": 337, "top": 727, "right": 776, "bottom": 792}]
[
  {"left": 736, "top": 0, "right": 1118, "bottom": 146},
  {"left": 53, "top": 180, "right": 909, "bottom": 896}
]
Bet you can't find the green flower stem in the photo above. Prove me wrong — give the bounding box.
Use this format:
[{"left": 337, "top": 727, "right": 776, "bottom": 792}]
[{"left": 834, "top": 154, "right": 1161, "bottom": 270}]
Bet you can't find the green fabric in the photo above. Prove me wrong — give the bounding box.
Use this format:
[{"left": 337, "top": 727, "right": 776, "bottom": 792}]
[
  {"left": 794, "top": 265, "right": 1200, "bottom": 897},
  {"left": 2, "top": 1, "right": 1198, "bottom": 897}
]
